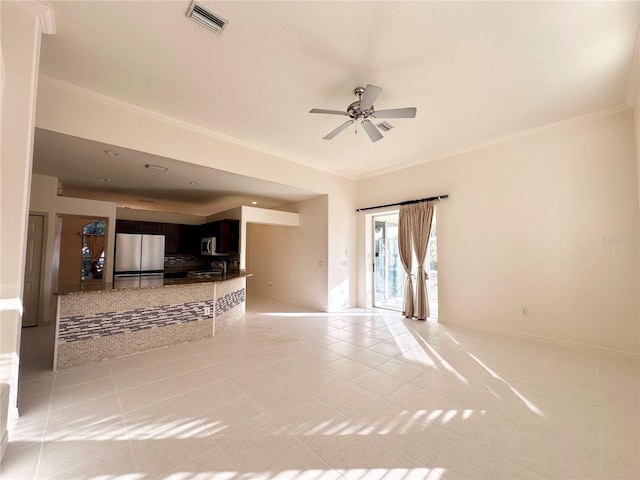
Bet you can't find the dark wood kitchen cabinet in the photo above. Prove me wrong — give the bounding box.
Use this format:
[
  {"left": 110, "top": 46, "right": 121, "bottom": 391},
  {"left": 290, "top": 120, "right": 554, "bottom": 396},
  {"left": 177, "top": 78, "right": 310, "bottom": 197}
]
[
  {"left": 198, "top": 219, "right": 239, "bottom": 253},
  {"left": 162, "top": 223, "right": 182, "bottom": 254},
  {"left": 115, "top": 219, "right": 140, "bottom": 233},
  {"left": 115, "top": 220, "right": 236, "bottom": 255},
  {"left": 218, "top": 219, "right": 239, "bottom": 253},
  {"left": 117, "top": 220, "right": 186, "bottom": 254},
  {"left": 116, "top": 220, "right": 163, "bottom": 234},
  {"left": 138, "top": 222, "right": 163, "bottom": 234},
  {"left": 180, "top": 225, "right": 201, "bottom": 255},
  {"left": 200, "top": 221, "right": 220, "bottom": 238}
]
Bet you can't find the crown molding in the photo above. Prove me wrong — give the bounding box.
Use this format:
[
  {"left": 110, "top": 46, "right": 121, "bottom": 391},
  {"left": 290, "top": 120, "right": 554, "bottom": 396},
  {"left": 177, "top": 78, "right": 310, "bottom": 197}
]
[
  {"left": 38, "top": 76, "right": 355, "bottom": 180},
  {"left": 356, "top": 104, "right": 632, "bottom": 181},
  {"left": 19, "top": 1, "right": 56, "bottom": 35},
  {"left": 39, "top": 77, "right": 630, "bottom": 184}
]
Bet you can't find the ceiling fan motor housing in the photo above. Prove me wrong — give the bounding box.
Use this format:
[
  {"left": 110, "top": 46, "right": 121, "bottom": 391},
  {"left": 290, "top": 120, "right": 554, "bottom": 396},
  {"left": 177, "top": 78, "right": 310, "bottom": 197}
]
[
  {"left": 347, "top": 101, "right": 373, "bottom": 119},
  {"left": 309, "top": 84, "right": 416, "bottom": 142},
  {"left": 348, "top": 87, "right": 374, "bottom": 119}
]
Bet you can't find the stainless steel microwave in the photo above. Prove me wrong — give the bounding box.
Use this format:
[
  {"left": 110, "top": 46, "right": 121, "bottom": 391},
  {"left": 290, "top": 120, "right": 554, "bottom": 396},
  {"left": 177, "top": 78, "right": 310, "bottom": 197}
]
[{"left": 201, "top": 237, "right": 217, "bottom": 255}]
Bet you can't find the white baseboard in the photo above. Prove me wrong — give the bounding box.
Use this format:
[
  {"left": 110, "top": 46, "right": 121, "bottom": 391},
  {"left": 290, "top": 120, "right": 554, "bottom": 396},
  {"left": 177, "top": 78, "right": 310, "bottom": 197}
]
[
  {"left": 438, "top": 318, "right": 640, "bottom": 358},
  {"left": 246, "top": 291, "right": 326, "bottom": 313}
]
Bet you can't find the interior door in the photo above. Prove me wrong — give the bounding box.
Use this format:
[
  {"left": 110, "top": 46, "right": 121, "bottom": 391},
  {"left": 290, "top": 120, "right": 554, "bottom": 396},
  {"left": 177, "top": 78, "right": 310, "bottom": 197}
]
[{"left": 23, "top": 215, "right": 45, "bottom": 327}]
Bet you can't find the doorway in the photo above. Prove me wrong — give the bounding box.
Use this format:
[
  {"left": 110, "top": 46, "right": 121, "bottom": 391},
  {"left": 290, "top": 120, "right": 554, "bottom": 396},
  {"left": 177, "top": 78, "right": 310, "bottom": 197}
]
[
  {"left": 22, "top": 214, "right": 45, "bottom": 327},
  {"left": 373, "top": 213, "right": 403, "bottom": 310},
  {"left": 371, "top": 210, "right": 438, "bottom": 317}
]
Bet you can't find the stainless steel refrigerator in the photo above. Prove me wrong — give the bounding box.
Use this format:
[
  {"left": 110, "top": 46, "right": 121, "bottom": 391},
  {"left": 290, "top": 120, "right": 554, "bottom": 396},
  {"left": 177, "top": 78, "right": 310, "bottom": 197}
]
[{"left": 114, "top": 233, "right": 165, "bottom": 287}]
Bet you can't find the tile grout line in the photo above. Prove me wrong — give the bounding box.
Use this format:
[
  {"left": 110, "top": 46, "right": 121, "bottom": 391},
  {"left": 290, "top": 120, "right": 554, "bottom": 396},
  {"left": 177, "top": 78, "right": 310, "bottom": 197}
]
[
  {"left": 30, "top": 368, "right": 58, "bottom": 480},
  {"left": 14, "top": 300, "right": 638, "bottom": 479},
  {"left": 596, "top": 353, "right": 604, "bottom": 480},
  {"left": 108, "top": 358, "right": 142, "bottom": 479}
]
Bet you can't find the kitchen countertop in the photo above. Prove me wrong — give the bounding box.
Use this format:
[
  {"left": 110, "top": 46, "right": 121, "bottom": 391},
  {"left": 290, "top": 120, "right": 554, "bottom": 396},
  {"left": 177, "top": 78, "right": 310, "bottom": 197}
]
[{"left": 55, "top": 271, "right": 251, "bottom": 295}]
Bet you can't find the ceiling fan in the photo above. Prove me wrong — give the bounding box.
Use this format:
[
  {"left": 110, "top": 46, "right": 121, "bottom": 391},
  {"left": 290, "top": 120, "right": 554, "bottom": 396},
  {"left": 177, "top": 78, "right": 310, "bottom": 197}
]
[{"left": 309, "top": 84, "right": 417, "bottom": 142}]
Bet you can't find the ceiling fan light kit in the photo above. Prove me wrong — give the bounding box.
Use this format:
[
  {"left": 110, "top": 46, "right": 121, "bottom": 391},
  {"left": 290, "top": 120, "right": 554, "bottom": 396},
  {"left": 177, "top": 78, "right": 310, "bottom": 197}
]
[{"left": 310, "top": 84, "right": 417, "bottom": 142}]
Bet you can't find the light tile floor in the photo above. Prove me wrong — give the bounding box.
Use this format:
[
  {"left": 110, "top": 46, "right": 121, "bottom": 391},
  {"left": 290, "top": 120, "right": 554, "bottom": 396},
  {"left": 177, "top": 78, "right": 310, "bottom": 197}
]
[{"left": 2, "top": 295, "right": 638, "bottom": 480}]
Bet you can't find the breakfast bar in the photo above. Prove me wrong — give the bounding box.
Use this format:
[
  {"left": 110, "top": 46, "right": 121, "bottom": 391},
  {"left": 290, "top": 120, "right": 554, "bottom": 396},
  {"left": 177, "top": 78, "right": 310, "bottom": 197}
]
[{"left": 54, "top": 273, "right": 249, "bottom": 369}]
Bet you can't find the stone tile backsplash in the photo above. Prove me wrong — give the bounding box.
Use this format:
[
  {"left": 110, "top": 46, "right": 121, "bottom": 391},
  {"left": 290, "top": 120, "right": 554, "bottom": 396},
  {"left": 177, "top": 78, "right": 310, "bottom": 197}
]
[
  {"left": 59, "top": 299, "right": 217, "bottom": 343},
  {"left": 215, "top": 289, "right": 246, "bottom": 316},
  {"left": 164, "top": 254, "right": 208, "bottom": 273},
  {"left": 56, "top": 277, "right": 246, "bottom": 369}
]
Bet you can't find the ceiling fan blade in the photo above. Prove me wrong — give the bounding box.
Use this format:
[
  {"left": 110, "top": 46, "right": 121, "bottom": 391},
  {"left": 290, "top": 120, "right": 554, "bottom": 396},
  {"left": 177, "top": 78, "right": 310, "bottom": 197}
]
[
  {"left": 362, "top": 119, "right": 383, "bottom": 142},
  {"left": 310, "top": 108, "right": 349, "bottom": 116},
  {"left": 323, "top": 120, "right": 354, "bottom": 140},
  {"left": 360, "top": 84, "right": 383, "bottom": 111},
  {"left": 372, "top": 107, "right": 417, "bottom": 118}
]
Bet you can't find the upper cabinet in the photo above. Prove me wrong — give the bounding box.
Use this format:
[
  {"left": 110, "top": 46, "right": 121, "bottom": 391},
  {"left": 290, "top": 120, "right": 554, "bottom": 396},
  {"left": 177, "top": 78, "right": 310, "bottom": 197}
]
[
  {"left": 115, "top": 219, "right": 140, "bottom": 233},
  {"left": 218, "top": 219, "right": 239, "bottom": 253},
  {"left": 115, "top": 219, "right": 238, "bottom": 255},
  {"left": 161, "top": 223, "right": 182, "bottom": 254},
  {"left": 116, "top": 220, "right": 168, "bottom": 235},
  {"left": 116, "top": 220, "right": 184, "bottom": 254},
  {"left": 138, "top": 222, "right": 163, "bottom": 234},
  {"left": 180, "top": 225, "right": 201, "bottom": 255},
  {"left": 199, "top": 219, "right": 239, "bottom": 253}
]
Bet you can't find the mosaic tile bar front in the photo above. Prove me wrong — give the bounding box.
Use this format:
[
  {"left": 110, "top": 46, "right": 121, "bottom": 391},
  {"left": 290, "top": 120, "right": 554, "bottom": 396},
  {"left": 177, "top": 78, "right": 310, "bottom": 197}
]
[{"left": 55, "top": 277, "right": 246, "bottom": 369}]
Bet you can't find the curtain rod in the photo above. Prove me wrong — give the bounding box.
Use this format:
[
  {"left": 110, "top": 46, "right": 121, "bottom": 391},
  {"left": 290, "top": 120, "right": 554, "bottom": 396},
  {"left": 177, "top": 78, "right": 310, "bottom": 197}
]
[{"left": 355, "top": 194, "right": 449, "bottom": 212}]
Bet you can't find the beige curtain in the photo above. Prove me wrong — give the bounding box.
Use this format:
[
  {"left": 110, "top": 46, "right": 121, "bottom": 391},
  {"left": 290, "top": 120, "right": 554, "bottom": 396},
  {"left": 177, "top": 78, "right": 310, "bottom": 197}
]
[
  {"left": 410, "top": 201, "right": 435, "bottom": 320},
  {"left": 84, "top": 234, "right": 106, "bottom": 263},
  {"left": 398, "top": 205, "right": 414, "bottom": 318}
]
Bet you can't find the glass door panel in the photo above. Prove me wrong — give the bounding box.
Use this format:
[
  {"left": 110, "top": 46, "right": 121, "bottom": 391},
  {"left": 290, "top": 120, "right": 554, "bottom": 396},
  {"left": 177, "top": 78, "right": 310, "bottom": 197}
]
[
  {"left": 374, "top": 221, "right": 386, "bottom": 306},
  {"left": 372, "top": 210, "right": 438, "bottom": 317},
  {"left": 373, "top": 214, "right": 404, "bottom": 310}
]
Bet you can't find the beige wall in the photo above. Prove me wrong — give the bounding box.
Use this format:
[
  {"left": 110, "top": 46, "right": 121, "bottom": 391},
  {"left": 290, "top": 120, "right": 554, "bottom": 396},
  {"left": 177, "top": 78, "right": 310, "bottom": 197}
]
[
  {"left": 36, "top": 77, "right": 358, "bottom": 310},
  {"left": 358, "top": 110, "right": 640, "bottom": 355},
  {"left": 0, "top": 1, "right": 44, "bottom": 459},
  {"left": 206, "top": 207, "right": 242, "bottom": 223},
  {"left": 117, "top": 207, "right": 206, "bottom": 225},
  {"left": 240, "top": 206, "right": 300, "bottom": 272},
  {"left": 29, "top": 175, "right": 117, "bottom": 325},
  {"left": 246, "top": 196, "right": 329, "bottom": 311},
  {"left": 58, "top": 217, "right": 105, "bottom": 287},
  {"left": 205, "top": 206, "right": 301, "bottom": 271},
  {"left": 634, "top": 60, "right": 640, "bottom": 359}
]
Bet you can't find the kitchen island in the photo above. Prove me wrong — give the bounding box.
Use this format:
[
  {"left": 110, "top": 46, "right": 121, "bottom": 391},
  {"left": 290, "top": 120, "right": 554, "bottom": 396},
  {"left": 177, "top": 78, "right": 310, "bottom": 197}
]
[{"left": 54, "top": 273, "right": 250, "bottom": 369}]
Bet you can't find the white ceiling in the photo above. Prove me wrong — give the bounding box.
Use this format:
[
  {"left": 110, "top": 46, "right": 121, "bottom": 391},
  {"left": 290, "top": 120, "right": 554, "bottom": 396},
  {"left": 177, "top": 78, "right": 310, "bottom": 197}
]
[
  {"left": 35, "top": 1, "right": 639, "bottom": 209},
  {"left": 32, "top": 129, "right": 319, "bottom": 216}
]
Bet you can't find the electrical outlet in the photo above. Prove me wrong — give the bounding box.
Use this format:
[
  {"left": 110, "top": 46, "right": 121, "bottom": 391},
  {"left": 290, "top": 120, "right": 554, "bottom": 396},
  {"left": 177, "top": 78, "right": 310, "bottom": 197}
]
[
  {"left": 268, "top": 281, "right": 272, "bottom": 286},
  {"left": 204, "top": 306, "right": 211, "bottom": 316},
  {"left": 521, "top": 308, "right": 529, "bottom": 316}
]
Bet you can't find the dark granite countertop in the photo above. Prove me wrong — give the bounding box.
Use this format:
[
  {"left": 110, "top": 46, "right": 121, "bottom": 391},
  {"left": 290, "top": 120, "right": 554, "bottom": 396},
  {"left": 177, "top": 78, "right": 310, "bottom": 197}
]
[{"left": 55, "top": 272, "right": 251, "bottom": 295}]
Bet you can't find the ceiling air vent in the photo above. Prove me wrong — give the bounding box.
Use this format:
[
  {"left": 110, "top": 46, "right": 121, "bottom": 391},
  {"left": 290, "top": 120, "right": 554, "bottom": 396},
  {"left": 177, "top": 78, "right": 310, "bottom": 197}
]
[
  {"left": 186, "top": 2, "right": 228, "bottom": 35},
  {"left": 376, "top": 121, "right": 395, "bottom": 132}
]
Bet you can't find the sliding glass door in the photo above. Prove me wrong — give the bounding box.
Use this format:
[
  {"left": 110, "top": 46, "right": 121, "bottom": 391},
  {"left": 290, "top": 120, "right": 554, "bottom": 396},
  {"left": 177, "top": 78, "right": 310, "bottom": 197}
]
[
  {"left": 373, "top": 214, "right": 403, "bottom": 310},
  {"left": 372, "top": 210, "right": 438, "bottom": 317}
]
